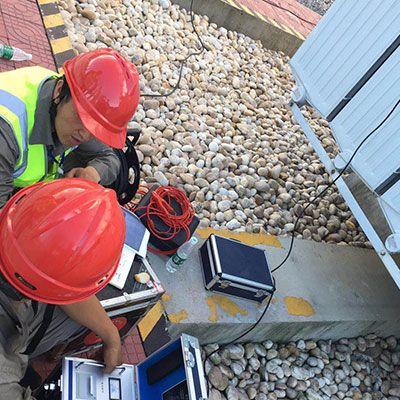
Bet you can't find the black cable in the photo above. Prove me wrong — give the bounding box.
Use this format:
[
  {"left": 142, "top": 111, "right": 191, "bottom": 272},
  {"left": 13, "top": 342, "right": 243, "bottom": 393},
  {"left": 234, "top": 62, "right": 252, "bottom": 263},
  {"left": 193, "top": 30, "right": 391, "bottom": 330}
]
[
  {"left": 271, "top": 98, "right": 400, "bottom": 273},
  {"left": 259, "top": 0, "right": 316, "bottom": 26},
  {"left": 203, "top": 98, "right": 400, "bottom": 395},
  {"left": 204, "top": 277, "right": 276, "bottom": 396},
  {"left": 142, "top": 0, "right": 207, "bottom": 98}
]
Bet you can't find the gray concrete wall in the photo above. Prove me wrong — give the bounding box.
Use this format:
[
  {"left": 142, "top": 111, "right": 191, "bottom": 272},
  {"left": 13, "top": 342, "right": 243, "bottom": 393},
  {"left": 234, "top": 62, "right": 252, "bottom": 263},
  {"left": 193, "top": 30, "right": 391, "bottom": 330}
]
[
  {"left": 148, "top": 234, "right": 400, "bottom": 344},
  {"left": 172, "top": 0, "right": 303, "bottom": 56}
]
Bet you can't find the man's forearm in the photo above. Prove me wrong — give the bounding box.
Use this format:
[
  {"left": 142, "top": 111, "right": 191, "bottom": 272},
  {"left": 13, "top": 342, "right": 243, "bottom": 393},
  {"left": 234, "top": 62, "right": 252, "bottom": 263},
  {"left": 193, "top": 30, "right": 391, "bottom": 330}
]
[
  {"left": 64, "top": 138, "right": 121, "bottom": 186},
  {"left": 59, "top": 295, "right": 119, "bottom": 345}
]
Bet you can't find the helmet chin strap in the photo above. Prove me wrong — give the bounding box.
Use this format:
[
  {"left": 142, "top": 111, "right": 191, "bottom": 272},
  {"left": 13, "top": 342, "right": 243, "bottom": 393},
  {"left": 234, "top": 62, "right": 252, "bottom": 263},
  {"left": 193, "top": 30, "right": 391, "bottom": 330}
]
[
  {"left": 49, "top": 98, "right": 58, "bottom": 134},
  {"left": 0, "top": 273, "right": 27, "bottom": 301}
]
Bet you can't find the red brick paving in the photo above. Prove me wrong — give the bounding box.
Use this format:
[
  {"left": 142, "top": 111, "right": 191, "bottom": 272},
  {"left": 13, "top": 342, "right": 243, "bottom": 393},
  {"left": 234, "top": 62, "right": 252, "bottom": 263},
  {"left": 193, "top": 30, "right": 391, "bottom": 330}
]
[
  {"left": 235, "top": 0, "right": 321, "bottom": 37},
  {"left": 0, "top": 0, "right": 55, "bottom": 72},
  {"left": 32, "top": 327, "right": 146, "bottom": 382}
]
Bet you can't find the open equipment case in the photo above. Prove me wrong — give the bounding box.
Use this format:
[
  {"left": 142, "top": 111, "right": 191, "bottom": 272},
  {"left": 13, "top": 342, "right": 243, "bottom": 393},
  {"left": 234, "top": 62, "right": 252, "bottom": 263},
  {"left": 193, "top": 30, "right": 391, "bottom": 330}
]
[{"left": 36, "top": 334, "right": 208, "bottom": 400}]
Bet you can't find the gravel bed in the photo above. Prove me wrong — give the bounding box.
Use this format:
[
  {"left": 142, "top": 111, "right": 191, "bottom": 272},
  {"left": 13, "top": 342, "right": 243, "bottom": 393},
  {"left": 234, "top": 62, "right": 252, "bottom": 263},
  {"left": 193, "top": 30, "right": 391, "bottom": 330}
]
[
  {"left": 203, "top": 335, "right": 400, "bottom": 400},
  {"left": 58, "top": 0, "right": 370, "bottom": 248}
]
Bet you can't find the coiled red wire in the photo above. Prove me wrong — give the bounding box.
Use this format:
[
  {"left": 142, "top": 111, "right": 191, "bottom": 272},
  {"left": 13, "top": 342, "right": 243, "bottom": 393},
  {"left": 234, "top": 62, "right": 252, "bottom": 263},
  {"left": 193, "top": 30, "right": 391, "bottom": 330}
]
[{"left": 133, "top": 186, "right": 195, "bottom": 255}]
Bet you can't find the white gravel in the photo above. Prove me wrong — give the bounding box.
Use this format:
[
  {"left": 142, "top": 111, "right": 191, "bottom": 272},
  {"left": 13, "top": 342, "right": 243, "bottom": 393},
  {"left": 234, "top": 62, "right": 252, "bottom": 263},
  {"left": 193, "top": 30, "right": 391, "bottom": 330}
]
[{"left": 58, "top": 0, "right": 370, "bottom": 248}]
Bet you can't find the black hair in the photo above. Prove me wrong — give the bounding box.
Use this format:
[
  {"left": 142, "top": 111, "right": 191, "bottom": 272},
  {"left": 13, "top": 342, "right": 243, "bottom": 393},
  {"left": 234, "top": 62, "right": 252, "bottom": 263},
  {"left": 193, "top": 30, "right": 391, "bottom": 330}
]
[
  {"left": 57, "top": 76, "right": 72, "bottom": 104},
  {"left": 49, "top": 77, "right": 72, "bottom": 128}
]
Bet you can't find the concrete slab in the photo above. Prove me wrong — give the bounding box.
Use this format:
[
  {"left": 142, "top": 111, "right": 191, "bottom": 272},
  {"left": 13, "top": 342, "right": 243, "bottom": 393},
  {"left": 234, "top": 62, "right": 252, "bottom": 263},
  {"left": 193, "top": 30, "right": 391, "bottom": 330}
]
[{"left": 148, "top": 231, "right": 400, "bottom": 344}]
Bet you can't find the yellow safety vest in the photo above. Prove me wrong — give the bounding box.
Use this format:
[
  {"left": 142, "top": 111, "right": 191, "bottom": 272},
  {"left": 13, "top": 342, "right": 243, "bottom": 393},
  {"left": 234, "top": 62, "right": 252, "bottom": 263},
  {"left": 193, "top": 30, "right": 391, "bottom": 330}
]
[{"left": 0, "top": 66, "right": 69, "bottom": 187}]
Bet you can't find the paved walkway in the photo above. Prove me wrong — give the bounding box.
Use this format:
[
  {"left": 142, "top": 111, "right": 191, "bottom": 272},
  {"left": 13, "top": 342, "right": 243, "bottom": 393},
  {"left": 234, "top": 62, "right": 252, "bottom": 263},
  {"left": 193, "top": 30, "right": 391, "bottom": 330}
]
[
  {"left": 0, "top": 0, "right": 55, "bottom": 72},
  {"left": 224, "top": 0, "right": 320, "bottom": 38}
]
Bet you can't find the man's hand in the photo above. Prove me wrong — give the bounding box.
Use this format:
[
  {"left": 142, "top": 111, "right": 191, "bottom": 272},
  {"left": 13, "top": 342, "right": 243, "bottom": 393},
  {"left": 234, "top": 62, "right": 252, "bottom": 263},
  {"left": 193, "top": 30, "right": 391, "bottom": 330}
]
[
  {"left": 60, "top": 296, "right": 123, "bottom": 374},
  {"left": 65, "top": 166, "right": 101, "bottom": 183},
  {"left": 103, "top": 334, "right": 122, "bottom": 373}
]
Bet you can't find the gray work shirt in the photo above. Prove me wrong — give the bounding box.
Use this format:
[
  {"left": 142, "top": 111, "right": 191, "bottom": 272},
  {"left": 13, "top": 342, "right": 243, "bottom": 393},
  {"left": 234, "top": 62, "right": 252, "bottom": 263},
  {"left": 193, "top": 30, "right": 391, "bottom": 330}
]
[
  {"left": 0, "top": 292, "right": 45, "bottom": 399},
  {"left": 0, "top": 292, "right": 85, "bottom": 399},
  {"left": 0, "top": 78, "right": 121, "bottom": 208}
]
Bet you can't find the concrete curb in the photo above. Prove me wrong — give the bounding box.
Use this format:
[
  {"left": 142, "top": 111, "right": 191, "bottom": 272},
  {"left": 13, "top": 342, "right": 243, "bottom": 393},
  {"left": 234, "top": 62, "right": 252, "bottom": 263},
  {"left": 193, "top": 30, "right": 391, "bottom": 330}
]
[
  {"left": 148, "top": 235, "right": 400, "bottom": 344},
  {"left": 172, "top": 0, "right": 304, "bottom": 56}
]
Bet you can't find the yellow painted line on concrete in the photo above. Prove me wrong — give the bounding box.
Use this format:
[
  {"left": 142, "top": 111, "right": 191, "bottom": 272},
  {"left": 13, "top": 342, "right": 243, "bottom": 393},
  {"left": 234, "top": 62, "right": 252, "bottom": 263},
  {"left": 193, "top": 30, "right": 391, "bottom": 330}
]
[
  {"left": 43, "top": 14, "right": 65, "bottom": 29},
  {"left": 137, "top": 301, "right": 164, "bottom": 341},
  {"left": 50, "top": 37, "right": 73, "bottom": 54},
  {"left": 239, "top": 3, "right": 255, "bottom": 16},
  {"left": 207, "top": 295, "right": 248, "bottom": 322},
  {"left": 224, "top": 0, "right": 241, "bottom": 10},
  {"left": 293, "top": 29, "right": 306, "bottom": 40},
  {"left": 161, "top": 293, "right": 172, "bottom": 302},
  {"left": 196, "top": 228, "right": 282, "bottom": 248},
  {"left": 254, "top": 11, "right": 268, "bottom": 22},
  {"left": 169, "top": 309, "right": 189, "bottom": 323},
  {"left": 283, "top": 25, "right": 304, "bottom": 40},
  {"left": 284, "top": 296, "right": 315, "bottom": 317},
  {"left": 38, "top": 0, "right": 56, "bottom": 4},
  {"left": 266, "top": 17, "right": 282, "bottom": 29},
  {"left": 279, "top": 22, "right": 296, "bottom": 35}
]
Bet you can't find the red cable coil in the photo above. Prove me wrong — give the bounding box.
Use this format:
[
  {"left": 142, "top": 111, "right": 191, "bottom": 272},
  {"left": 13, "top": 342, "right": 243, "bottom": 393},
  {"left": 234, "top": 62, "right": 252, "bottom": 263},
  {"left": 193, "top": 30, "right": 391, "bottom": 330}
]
[{"left": 134, "top": 186, "right": 195, "bottom": 255}]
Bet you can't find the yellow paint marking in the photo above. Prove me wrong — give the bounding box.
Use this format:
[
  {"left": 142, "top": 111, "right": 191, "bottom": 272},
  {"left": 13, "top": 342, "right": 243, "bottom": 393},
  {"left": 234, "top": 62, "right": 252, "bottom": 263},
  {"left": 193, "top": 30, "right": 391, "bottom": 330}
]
[
  {"left": 58, "top": 67, "right": 65, "bottom": 75},
  {"left": 43, "top": 14, "right": 65, "bottom": 28},
  {"left": 50, "top": 37, "right": 73, "bottom": 54},
  {"left": 137, "top": 301, "right": 163, "bottom": 341},
  {"left": 293, "top": 30, "right": 306, "bottom": 40},
  {"left": 284, "top": 297, "right": 315, "bottom": 317},
  {"left": 162, "top": 293, "right": 172, "bottom": 302},
  {"left": 284, "top": 25, "right": 303, "bottom": 39},
  {"left": 169, "top": 309, "right": 189, "bottom": 323},
  {"left": 279, "top": 23, "right": 295, "bottom": 35},
  {"left": 267, "top": 17, "right": 281, "bottom": 29},
  {"left": 207, "top": 295, "right": 248, "bottom": 322},
  {"left": 196, "top": 228, "right": 282, "bottom": 248},
  {"left": 38, "top": 0, "right": 57, "bottom": 4},
  {"left": 225, "top": 0, "right": 241, "bottom": 9},
  {"left": 239, "top": 3, "right": 255, "bottom": 16},
  {"left": 255, "top": 11, "right": 268, "bottom": 22}
]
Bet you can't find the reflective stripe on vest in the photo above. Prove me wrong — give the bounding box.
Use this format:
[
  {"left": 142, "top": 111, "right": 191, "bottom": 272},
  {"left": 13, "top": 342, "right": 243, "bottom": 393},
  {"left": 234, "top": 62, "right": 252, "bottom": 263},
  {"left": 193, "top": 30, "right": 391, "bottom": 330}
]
[
  {"left": 0, "top": 90, "right": 28, "bottom": 178},
  {"left": 0, "top": 66, "right": 60, "bottom": 187}
]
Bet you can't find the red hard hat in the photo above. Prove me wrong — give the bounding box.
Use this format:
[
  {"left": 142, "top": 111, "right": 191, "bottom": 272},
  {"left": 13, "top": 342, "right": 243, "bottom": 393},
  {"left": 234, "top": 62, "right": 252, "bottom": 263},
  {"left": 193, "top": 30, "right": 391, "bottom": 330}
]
[
  {"left": 0, "top": 179, "right": 125, "bottom": 304},
  {"left": 63, "top": 49, "right": 140, "bottom": 149}
]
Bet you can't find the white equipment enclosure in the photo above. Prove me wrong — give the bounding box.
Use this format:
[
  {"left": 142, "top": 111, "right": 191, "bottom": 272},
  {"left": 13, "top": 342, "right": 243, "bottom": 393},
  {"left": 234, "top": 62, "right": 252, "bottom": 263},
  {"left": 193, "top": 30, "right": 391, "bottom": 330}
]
[{"left": 289, "top": 0, "right": 400, "bottom": 288}]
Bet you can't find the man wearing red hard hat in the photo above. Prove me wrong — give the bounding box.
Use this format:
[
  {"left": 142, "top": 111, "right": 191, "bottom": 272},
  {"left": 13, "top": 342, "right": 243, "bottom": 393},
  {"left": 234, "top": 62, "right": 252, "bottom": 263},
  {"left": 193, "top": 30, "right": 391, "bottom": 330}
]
[
  {"left": 0, "top": 48, "right": 140, "bottom": 208},
  {"left": 0, "top": 179, "right": 126, "bottom": 399}
]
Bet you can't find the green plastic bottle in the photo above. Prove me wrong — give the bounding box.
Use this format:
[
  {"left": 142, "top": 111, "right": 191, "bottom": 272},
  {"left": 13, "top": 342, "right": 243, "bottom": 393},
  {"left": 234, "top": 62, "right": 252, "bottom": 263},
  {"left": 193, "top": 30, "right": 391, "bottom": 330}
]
[
  {"left": 0, "top": 44, "right": 32, "bottom": 61},
  {"left": 166, "top": 236, "right": 198, "bottom": 273}
]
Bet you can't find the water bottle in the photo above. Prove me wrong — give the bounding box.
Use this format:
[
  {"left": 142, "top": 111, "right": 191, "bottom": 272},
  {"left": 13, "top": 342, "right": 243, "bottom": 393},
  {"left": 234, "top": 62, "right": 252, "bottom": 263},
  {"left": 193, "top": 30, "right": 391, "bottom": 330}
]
[
  {"left": 166, "top": 236, "right": 198, "bottom": 273},
  {"left": 0, "top": 44, "right": 32, "bottom": 61}
]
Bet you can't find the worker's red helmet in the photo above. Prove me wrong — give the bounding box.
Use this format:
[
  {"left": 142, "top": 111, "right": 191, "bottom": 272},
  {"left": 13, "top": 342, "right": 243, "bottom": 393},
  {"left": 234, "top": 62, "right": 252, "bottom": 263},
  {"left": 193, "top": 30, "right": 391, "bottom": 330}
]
[
  {"left": 0, "top": 179, "right": 125, "bottom": 304},
  {"left": 63, "top": 48, "right": 140, "bottom": 149}
]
